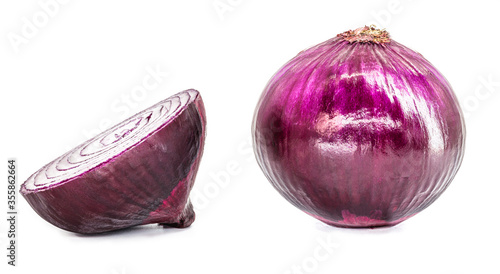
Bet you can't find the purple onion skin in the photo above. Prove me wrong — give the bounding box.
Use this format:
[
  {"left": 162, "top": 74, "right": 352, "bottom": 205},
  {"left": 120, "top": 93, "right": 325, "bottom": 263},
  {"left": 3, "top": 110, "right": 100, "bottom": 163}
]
[
  {"left": 21, "top": 90, "right": 206, "bottom": 234},
  {"left": 253, "top": 29, "right": 465, "bottom": 228}
]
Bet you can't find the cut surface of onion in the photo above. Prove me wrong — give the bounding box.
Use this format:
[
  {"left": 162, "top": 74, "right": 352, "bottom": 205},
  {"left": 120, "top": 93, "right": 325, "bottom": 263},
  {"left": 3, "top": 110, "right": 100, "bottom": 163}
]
[{"left": 21, "top": 89, "right": 206, "bottom": 234}]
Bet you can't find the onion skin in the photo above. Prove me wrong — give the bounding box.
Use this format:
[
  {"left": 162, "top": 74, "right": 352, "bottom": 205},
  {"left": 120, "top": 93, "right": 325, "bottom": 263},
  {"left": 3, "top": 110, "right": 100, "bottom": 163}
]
[
  {"left": 252, "top": 27, "right": 465, "bottom": 228},
  {"left": 21, "top": 90, "right": 206, "bottom": 234}
]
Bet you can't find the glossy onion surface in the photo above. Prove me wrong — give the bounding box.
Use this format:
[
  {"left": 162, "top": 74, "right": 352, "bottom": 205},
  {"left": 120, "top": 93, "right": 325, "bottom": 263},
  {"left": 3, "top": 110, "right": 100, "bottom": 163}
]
[
  {"left": 252, "top": 27, "right": 465, "bottom": 228},
  {"left": 21, "top": 89, "right": 206, "bottom": 234}
]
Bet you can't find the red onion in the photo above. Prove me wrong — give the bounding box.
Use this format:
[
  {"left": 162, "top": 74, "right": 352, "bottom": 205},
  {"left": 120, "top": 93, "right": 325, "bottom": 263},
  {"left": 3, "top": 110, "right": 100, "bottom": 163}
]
[
  {"left": 21, "top": 89, "right": 206, "bottom": 234},
  {"left": 252, "top": 26, "right": 465, "bottom": 228}
]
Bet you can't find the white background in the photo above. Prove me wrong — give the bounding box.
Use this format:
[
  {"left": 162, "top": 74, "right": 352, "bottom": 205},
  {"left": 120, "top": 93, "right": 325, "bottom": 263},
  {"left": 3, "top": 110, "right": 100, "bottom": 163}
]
[{"left": 1, "top": 1, "right": 499, "bottom": 273}]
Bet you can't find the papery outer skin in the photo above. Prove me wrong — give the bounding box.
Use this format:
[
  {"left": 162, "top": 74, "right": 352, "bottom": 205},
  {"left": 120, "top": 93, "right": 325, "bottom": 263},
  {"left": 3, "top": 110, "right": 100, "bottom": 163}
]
[
  {"left": 21, "top": 90, "right": 206, "bottom": 234},
  {"left": 252, "top": 37, "right": 465, "bottom": 228}
]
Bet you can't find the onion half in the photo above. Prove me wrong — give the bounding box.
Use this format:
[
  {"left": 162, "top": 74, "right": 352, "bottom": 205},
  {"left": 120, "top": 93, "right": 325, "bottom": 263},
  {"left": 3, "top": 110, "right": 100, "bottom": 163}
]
[
  {"left": 21, "top": 89, "right": 206, "bottom": 234},
  {"left": 252, "top": 26, "right": 465, "bottom": 228}
]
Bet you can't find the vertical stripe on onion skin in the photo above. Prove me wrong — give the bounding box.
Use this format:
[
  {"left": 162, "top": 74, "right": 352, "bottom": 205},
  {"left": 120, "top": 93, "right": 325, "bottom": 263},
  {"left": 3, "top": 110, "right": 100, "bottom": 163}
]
[
  {"left": 252, "top": 26, "right": 465, "bottom": 228},
  {"left": 21, "top": 89, "right": 206, "bottom": 234}
]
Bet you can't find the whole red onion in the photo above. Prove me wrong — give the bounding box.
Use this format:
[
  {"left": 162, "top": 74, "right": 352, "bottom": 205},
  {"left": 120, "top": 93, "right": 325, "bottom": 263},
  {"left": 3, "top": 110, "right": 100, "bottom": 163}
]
[
  {"left": 252, "top": 26, "right": 465, "bottom": 228},
  {"left": 21, "top": 89, "right": 206, "bottom": 234}
]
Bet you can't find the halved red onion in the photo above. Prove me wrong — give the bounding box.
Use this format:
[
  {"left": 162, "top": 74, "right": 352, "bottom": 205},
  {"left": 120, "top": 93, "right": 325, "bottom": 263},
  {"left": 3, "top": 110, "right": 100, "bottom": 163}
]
[
  {"left": 21, "top": 89, "right": 206, "bottom": 234},
  {"left": 252, "top": 26, "right": 466, "bottom": 228}
]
